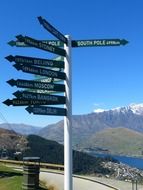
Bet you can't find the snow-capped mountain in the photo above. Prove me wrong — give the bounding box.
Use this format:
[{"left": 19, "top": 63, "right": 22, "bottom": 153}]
[
  {"left": 94, "top": 103, "right": 143, "bottom": 116},
  {"left": 39, "top": 103, "right": 143, "bottom": 145},
  {"left": 128, "top": 103, "right": 143, "bottom": 115}
]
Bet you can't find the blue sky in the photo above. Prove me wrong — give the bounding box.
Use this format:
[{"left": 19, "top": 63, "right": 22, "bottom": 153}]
[{"left": 0, "top": 0, "right": 143, "bottom": 127}]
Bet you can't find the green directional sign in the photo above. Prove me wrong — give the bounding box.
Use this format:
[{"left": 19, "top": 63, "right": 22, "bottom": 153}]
[
  {"left": 6, "top": 55, "right": 64, "bottom": 68},
  {"left": 53, "top": 55, "right": 64, "bottom": 62},
  {"left": 72, "top": 39, "right": 128, "bottom": 47},
  {"left": 13, "top": 63, "right": 66, "bottom": 80},
  {"left": 8, "top": 40, "right": 63, "bottom": 47},
  {"left": 38, "top": 16, "right": 67, "bottom": 44},
  {"left": 16, "top": 35, "right": 66, "bottom": 56},
  {"left": 28, "top": 78, "right": 64, "bottom": 94},
  {"left": 26, "top": 105, "right": 67, "bottom": 116},
  {"left": 3, "top": 98, "right": 58, "bottom": 106},
  {"left": 7, "top": 79, "right": 65, "bottom": 92},
  {"left": 27, "top": 89, "right": 63, "bottom": 95},
  {"left": 9, "top": 39, "right": 128, "bottom": 48},
  {"left": 13, "top": 90, "right": 66, "bottom": 104},
  {"left": 34, "top": 77, "right": 63, "bottom": 84},
  {"left": 33, "top": 56, "right": 64, "bottom": 83}
]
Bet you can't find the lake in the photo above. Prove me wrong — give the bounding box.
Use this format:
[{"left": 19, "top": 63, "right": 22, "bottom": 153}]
[{"left": 89, "top": 152, "right": 143, "bottom": 170}]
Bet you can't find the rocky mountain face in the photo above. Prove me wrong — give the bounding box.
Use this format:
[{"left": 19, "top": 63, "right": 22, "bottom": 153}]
[
  {"left": 38, "top": 103, "right": 143, "bottom": 148},
  {"left": 0, "top": 123, "right": 41, "bottom": 135},
  {"left": 0, "top": 128, "right": 27, "bottom": 154}
]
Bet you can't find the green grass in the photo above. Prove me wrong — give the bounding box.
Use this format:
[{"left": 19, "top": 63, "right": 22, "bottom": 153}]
[
  {"left": 0, "top": 175, "right": 22, "bottom": 190},
  {"left": 0, "top": 164, "right": 22, "bottom": 190},
  {"left": 0, "top": 163, "right": 47, "bottom": 190}
]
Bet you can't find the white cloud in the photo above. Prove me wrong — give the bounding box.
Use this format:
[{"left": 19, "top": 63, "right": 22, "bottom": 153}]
[
  {"left": 94, "top": 108, "right": 105, "bottom": 113},
  {"left": 93, "top": 102, "right": 106, "bottom": 113}
]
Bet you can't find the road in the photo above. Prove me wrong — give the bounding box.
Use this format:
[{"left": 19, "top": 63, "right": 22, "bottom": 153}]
[{"left": 40, "top": 171, "right": 118, "bottom": 190}]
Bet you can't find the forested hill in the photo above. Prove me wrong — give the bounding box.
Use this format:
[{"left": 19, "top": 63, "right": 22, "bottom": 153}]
[
  {"left": 23, "top": 135, "right": 116, "bottom": 174},
  {"left": 0, "top": 129, "right": 116, "bottom": 175}
]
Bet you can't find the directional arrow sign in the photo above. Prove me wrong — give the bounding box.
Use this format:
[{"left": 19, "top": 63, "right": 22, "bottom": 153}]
[
  {"left": 26, "top": 105, "right": 67, "bottom": 116},
  {"left": 13, "top": 63, "right": 66, "bottom": 80},
  {"left": 32, "top": 56, "right": 64, "bottom": 85},
  {"left": 7, "top": 79, "right": 65, "bottom": 92},
  {"left": 8, "top": 40, "right": 63, "bottom": 47},
  {"left": 3, "top": 99, "right": 59, "bottom": 106},
  {"left": 16, "top": 35, "right": 66, "bottom": 57},
  {"left": 5, "top": 55, "right": 64, "bottom": 68},
  {"left": 72, "top": 39, "right": 128, "bottom": 47},
  {"left": 8, "top": 39, "right": 128, "bottom": 48},
  {"left": 26, "top": 89, "right": 63, "bottom": 95},
  {"left": 13, "top": 91, "right": 66, "bottom": 104},
  {"left": 27, "top": 77, "right": 64, "bottom": 94},
  {"left": 38, "top": 16, "right": 67, "bottom": 45}
]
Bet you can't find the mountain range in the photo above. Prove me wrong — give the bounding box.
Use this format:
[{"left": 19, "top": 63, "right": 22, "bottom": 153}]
[
  {"left": 1, "top": 103, "right": 143, "bottom": 156},
  {"left": 0, "top": 123, "right": 40, "bottom": 135},
  {"left": 39, "top": 103, "right": 143, "bottom": 143},
  {"left": 38, "top": 103, "right": 143, "bottom": 156}
]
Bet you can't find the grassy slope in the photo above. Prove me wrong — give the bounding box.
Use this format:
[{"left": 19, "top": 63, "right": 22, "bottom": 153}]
[
  {"left": 0, "top": 164, "right": 23, "bottom": 190},
  {"left": 80, "top": 127, "right": 143, "bottom": 156},
  {"left": 0, "top": 176, "right": 22, "bottom": 190},
  {"left": 0, "top": 164, "right": 47, "bottom": 190}
]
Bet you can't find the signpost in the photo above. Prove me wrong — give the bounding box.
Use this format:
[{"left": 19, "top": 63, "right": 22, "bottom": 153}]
[
  {"left": 7, "top": 79, "right": 65, "bottom": 92},
  {"left": 64, "top": 35, "right": 72, "bottom": 190},
  {"left": 34, "top": 76, "right": 62, "bottom": 83},
  {"left": 71, "top": 39, "right": 128, "bottom": 47},
  {"left": 13, "top": 63, "right": 66, "bottom": 80},
  {"left": 16, "top": 35, "right": 66, "bottom": 56},
  {"left": 25, "top": 105, "right": 67, "bottom": 116},
  {"left": 13, "top": 90, "right": 66, "bottom": 104},
  {"left": 3, "top": 99, "right": 60, "bottom": 106},
  {"left": 4, "top": 16, "right": 128, "bottom": 190},
  {"left": 8, "top": 39, "right": 128, "bottom": 48},
  {"left": 8, "top": 39, "right": 63, "bottom": 47},
  {"left": 5, "top": 55, "right": 64, "bottom": 68},
  {"left": 38, "top": 16, "right": 68, "bottom": 45}
]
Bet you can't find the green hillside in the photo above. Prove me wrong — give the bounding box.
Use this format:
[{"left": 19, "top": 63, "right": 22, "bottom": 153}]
[
  {"left": 79, "top": 127, "right": 143, "bottom": 157},
  {"left": 0, "top": 129, "right": 115, "bottom": 175},
  {"left": 23, "top": 135, "right": 114, "bottom": 175},
  {"left": 0, "top": 163, "right": 47, "bottom": 190}
]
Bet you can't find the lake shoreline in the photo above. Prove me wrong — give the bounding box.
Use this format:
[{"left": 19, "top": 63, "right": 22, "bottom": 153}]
[
  {"left": 83, "top": 150, "right": 143, "bottom": 159},
  {"left": 84, "top": 150, "right": 143, "bottom": 170}
]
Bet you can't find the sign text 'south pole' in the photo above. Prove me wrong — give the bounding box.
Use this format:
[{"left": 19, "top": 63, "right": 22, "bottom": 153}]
[{"left": 64, "top": 35, "right": 72, "bottom": 190}]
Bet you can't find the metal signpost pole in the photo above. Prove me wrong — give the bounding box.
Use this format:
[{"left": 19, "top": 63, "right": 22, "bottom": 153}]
[{"left": 64, "top": 35, "right": 72, "bottom": 190}]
